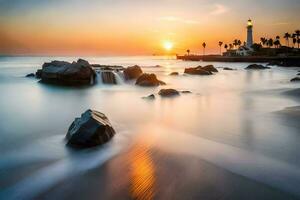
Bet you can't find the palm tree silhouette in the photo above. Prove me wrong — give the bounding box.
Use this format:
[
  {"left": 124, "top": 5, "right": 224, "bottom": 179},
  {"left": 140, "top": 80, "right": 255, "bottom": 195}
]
[
  {"left": 295, "top": 30, "right": 300, "bottom": 48},
  {"left": 186, "top": 49, "right": 190, "bottom": 56},
  {"left": 284, "top": 33, "right": 291, "bottom": 47},
  {"left": 229, "top": 44, "right": 233, "bottom": 50},
  {"left": 202, "top": 42, "right": 206, "bottom": 55},
  {"left": 224, "top": 44, "right": 228, "bottom": 51},
  {"left": 292, "top": 34, "right": 296, "bottom": 48},
  {"left": 260, "top": 37, "right": 268, "bottom": 47},
  {"left": 237, "top": 40, "right": 242, "bottom": 47},
  {"left": 218, "top": 41, "right": 223, "bottom": 55},
  {"left": 267, "top": 38, "right": 274, "bottom": 48},
  {"left": 233, "top": 40, "right": 238, "bottom": 49}
]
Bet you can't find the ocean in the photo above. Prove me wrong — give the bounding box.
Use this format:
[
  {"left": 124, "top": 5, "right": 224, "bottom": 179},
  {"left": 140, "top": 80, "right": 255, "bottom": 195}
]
[{"left": 0, "top": 56, "right": 300, "bottom": 200}]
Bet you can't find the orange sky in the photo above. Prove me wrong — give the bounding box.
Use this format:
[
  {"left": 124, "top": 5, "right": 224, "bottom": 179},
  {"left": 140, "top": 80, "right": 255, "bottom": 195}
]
[{"left": 0, "top": 0, "right": 299, "bottom": 55}]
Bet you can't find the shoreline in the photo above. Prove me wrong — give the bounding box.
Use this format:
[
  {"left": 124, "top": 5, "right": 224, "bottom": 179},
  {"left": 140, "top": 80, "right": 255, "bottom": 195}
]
[{"left": 176, "top": 55, "right": 300, "bottom": 64}]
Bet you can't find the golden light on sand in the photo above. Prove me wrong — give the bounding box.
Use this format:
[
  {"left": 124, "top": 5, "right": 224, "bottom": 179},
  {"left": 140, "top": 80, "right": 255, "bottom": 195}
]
[
  {"left": 130, "top": 144, "right": 155, "bottom": 200},
  {"left": 163, "top": 41, "right": 174, "bottom": 51}
]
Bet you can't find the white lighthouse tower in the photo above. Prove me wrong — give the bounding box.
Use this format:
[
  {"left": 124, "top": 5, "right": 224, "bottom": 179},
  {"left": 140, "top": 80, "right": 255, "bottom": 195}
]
[{"left": 246, "top": 19, "right": 253, "bottom": 47}]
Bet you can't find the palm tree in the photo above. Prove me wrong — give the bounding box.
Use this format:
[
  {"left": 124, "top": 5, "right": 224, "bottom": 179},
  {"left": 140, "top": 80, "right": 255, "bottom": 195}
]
[
  {"left": 274, "top": 36, "right": 281, "bottom": 48},
  {"left": 186, "top": 49, "right": 190, "bottom": 56},
  {"left": 224, "top": 44, "right": 228, "bottom": 51},
  {"left": 237, "top": 40, "right": 242, "bottom": 47},
  {"left": 202, "top": 42, "right": 206, "bottom": 55},
  {"left": 284, "top": 32, "right": 291, "bottom": 47},
  {"left": 218, "top": 41, "right": 223, "bottom": 55},
  {"left": 292, "top": 34, "right": 296, "bottom": 48},
  {"left": 267, "top": 38, "right": 274, "bottom": 48},
  {"left": 229, "top": 44, "right": 233, "bottom": 50},
  {"left": 274, "top": 40, "right": 281, "bottom": 48},
  {"left": 295, "top": 30, "right": 300, "bottom": 48},
  {"left": 260, "top": 37, "right": 267, "bottom": 47},
  {"left": 233, "top": 39, "right": 238, "bottom": 49}
]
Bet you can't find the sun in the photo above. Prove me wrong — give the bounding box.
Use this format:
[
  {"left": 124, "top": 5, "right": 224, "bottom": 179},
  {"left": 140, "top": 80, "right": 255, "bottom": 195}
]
[{"left": 163, "top": 41, "right": 173, "bottom": 51}]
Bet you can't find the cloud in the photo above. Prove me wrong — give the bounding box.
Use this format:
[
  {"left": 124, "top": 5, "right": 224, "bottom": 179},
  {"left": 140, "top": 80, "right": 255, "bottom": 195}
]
[
  {"left": 158, "top": 16, "right": 200, "bottom": 24},
  {"left": 210, "top": 4, "right": 229, "bottom": 15}
]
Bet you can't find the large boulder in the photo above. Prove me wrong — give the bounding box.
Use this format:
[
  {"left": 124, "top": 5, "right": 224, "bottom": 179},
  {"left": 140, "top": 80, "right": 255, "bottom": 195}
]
[
  {"left": 201, "top": 65, "right": 218, "bottom": 73},
  {"left": 123, "top": 65, "right": 143, "bottom": 80},
  {"left": 66, "top": 109, "right": 115, "bottom": 148},
  {"left": 159, "top": 89, "right": 180, "bottom": 97},
  {"left": 184, "top": 67, "right": 213, "bottom": 75},
  {"left": 101, "top": 71, "right": 117, "bottom": 84},
  {"left": 38, "top": 59, "right": 95, "bottom": 85},
  {"left": 135, "top": 73, "right": 166, "bottom": 87},
  {"left": 245, "top": 64, "right": 270, "bottom": 70}
]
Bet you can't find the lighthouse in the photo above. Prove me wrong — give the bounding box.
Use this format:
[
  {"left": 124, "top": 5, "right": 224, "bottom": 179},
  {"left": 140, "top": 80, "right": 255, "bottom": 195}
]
[{"left": 246, "top": 19, "right": 253, "bottom": 47}]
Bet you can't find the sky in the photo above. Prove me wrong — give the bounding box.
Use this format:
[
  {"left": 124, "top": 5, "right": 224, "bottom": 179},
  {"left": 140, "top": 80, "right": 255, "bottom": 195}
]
[{"left": 0, "top": 0, "right": 299, "bottom": 55}]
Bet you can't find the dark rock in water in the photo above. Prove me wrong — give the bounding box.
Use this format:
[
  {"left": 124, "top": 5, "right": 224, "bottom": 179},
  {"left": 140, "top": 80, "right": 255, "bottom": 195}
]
[
  {"left": 123, "top": 65, "right": 143, "bottom": 80},
  {"left": 290, "top": 77, "right": 300, "bottom": 82},
  {"left": 169, "top": 72, "right": 179, "bottom": 76},
  {"left": 268, "top": 60, "right": 300, "bottom": 67},
  {"left": 245, "top": 64, "right": 270, "bottom": 70},
  {"left": 297, "top": 73, "right": 300, "bottom": 76},
  {"left": 101, "top": 71, "right": 117, "bottom": 84},
  {"left": 223, "top": 67, "right": 235, "bottom": 71},
  {"left": 201, "top": 65, "right": 218, "bottom": 73},
  {"left": 26, "top": 73, "right": 35, "bottom": 77},
  {"left": 142, "top": 94, "right": 155, "bottom": 100},
  {"left": 181, "top": 90, "right": 192, "bottom": 94},
  {"left": 37, "top": 59, "right": 95, "bottom": 85},
  {"left": 184, "top": 67, "right": 213, "bottom": 75},
  {"left": 158, "top": 89, "right": 180, "bottom": 97},
  {"left": 66, "top": 109, "right": 115, "bottom": 148},
  {"left": 135, "top": 73, "right": 166, "bottom": 87},
  {"left": 36, "top": 69, "right": 42, "bottom": 78}
]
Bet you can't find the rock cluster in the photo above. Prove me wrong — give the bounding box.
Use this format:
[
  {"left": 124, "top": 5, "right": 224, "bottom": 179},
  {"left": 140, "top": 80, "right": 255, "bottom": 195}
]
[{"left": 37, "top": 59, "right": 95, "bottom": 85}]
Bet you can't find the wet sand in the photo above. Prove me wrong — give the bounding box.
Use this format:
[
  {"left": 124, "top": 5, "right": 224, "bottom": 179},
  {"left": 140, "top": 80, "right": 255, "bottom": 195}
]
[{"left": 37, "top": 144, "right": 298, "bottom": 200}]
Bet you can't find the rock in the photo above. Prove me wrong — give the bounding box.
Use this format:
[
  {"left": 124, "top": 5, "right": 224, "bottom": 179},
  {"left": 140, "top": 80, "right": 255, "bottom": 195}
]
[
  {"left": 184, "top": 67, "right": 213, "bottom": 75},
  {"left": 123, "top": 65, "right": 143, "bottom": 80},
  {"left": 181, "top": 90, "right": 192, "bottom": 94},
  {"left": 38, "top": 59, "right": 95, "bottom": 85},
  {"left": 169, "top": 72, "right": 179, "bottom": 76},
  {"left": 101, "top": 71, "right": 117, "bottom": 84},
  {"left": 158, "top": 89, "right": 180, "bottom": 97},
  {"left": 26, "top": 73, "right": 35, "bottom": 77},
  {"left": 142, "top": 94, "right": 155, "bottom": 100},
  {"left": 245, "top": 64, "right": 270, "bottom": 70},
  {"left": 66, "top": 109, "right": 115, "bottom": 148},
  {"left": 36, "top": 69, "right": 42, "bottom": 79},
  {"left": 297, "top": 73, "right": 300, "bottom": 76},
  {"left": 201, "top": 65, "right": 218, "bottom": 73},
  {"left": 223, "top": 67, "right": 235, "bottom": 70},
  {"left": 135, "top": 73, "right": 166, "bottom": 87},
  {"left": 290, "top": 77, "right": 300, "bottom": 82}
]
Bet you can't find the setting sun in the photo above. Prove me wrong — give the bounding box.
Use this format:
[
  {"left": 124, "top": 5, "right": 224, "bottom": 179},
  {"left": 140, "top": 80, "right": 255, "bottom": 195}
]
[{"left": 163, "top": 41, "right": 174, "bottom": 51}]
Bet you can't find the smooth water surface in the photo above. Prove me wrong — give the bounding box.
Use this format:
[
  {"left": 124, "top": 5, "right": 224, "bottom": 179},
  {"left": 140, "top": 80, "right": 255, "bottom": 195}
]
[{"left": 0, "top": 56, "right": 300, "bottom": 199}]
